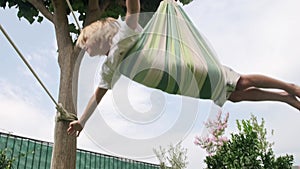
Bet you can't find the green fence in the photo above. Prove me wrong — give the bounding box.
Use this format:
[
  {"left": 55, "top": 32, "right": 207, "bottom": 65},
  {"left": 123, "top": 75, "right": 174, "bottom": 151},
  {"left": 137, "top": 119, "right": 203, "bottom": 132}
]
[{"left": 0, "top": 132, "right": 160, "bottom": 169}]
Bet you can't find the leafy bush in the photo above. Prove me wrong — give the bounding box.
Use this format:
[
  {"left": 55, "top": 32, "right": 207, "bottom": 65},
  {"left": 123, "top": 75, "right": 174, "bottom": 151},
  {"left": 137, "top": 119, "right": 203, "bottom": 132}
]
[
  {"left": 195, "top": 113, "right": 294, "bottom": 169},
  {"left": 154, "top": 142, "right": 188, "bottom": 169},
  {"left": 0, "top": 149, "right": 14, "bottom": 169}
]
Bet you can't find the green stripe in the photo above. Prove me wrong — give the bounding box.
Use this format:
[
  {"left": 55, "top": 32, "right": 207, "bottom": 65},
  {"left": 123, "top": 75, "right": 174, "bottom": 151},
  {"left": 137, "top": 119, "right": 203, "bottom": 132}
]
[
  {"left": 177, "top": 5, "right": 225, "bottom": 99},
  {"left": 117, "top": 0, "right": 225, "bottom": 103}
]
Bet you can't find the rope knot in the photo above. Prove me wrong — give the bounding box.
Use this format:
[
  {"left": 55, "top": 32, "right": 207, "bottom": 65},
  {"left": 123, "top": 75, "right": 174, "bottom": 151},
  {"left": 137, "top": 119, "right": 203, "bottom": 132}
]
[{"left": 56, "top": 103, "right": 78, "bottom": 122}]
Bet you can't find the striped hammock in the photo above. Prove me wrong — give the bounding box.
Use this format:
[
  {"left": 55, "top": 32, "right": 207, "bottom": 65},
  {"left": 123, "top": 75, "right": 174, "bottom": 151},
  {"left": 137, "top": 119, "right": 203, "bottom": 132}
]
[{"left": 117, "top": 0, "right": 227, "bottom": 106}]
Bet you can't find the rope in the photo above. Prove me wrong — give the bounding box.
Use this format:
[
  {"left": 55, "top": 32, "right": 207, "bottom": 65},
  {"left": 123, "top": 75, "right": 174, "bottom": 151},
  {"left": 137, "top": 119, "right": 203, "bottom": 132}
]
[
  {"left": 0, "top": 24, "right": 58, "bottom": 106},
  {"left": 56, "top": 103, "right": 78, "bottom": 122},
  {"left": 65, "top": 0, "right": 82, "bottom": 32},
  {"left": 0, "top": 24, "right": 77, "bottom": 122}
]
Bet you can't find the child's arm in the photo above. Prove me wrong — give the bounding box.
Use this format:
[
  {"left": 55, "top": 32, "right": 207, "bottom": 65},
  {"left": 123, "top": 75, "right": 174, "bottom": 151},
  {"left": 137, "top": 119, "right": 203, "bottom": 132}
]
[
  {"left": 67, "top": 87, "right": 107, "bottom": 136},
  {"left": 125, "top": 0, "right": 140, "bottom": 30}
]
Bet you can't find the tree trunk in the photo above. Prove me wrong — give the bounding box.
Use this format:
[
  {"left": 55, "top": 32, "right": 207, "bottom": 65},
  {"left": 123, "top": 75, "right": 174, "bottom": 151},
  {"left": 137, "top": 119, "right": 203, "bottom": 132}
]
[
  {"left": 51, "top": 44, "right": 82, "bottom": 169},
  {"left": 51, "top": 50, "right": 77, "bottom": 169},
  {"left": 50, "top": 51, "right": 78, "bottom": 167},
  {"left": 50, "top": 0, "right": 78, "bottom": 168},
  {"left": 49, "top": 0, "right": 105, "bottom": 168}
]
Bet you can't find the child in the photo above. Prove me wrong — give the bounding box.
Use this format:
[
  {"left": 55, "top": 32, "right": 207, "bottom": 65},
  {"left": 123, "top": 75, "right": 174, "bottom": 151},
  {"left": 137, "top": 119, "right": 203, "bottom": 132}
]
[
  {"left": 68, "top": 0, "right": 142, "bottom": 137},
  {"left": 67, "top": 0, "right": 300, "bottom": 137}
]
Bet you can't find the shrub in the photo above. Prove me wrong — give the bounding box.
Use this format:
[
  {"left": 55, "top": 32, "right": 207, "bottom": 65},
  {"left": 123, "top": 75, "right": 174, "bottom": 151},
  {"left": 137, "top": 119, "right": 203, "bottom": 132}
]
[
  {"left": 154, "top": 142, "right": 188, "bottom": 169},
  {"left": 195, "top": 113, "right": 294, "bottom": 169},
  {"left": 194, "top": 111, "right": 229, "bottom": 155},
  {"left": 0, "top": 149, "right": 14, "bottom": 169}
]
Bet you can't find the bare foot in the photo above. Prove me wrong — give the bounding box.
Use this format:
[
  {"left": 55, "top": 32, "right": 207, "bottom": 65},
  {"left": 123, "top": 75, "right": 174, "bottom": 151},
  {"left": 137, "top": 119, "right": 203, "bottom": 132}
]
[
  {"left": 288, "top": 83, "right": 300, "bottom": 98},
  {"left": 294, "top": 85, "right": 300, "bottom": 98},
  {"left": 283, "top": 92, "right": 300, "bottom": 111}
]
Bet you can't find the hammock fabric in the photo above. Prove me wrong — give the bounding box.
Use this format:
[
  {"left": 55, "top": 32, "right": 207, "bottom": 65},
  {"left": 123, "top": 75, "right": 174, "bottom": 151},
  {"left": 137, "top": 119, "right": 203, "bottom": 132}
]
[{"left": 116, "top": 0, "right": 227, "bottom": 106}]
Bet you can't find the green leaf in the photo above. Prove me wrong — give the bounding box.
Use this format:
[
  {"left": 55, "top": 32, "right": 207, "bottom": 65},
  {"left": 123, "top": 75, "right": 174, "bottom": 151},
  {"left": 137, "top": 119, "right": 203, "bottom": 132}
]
[
  {"left": 7, "top": 1, "right": 17, "bottom": 8},
  {"left": 69, "top": 23, "right": 79, "bottom": 35},
  {"left": 204, "top": 115, "right": 294, "bottom": 168},
  {"left": 72, "top": 0, "right": 85, "bottom": 11},
  {"left": 0, "top": 0, "right": 7, "bottom": 8},
  {"left": 78, "top": 13, "right": 85, "bottom": 21},
  {"left": 179, "top": 0, "right": 193, "bottom": 5},
  {"left": 37, "top": 16, "right": 43, "bottom": 23}
]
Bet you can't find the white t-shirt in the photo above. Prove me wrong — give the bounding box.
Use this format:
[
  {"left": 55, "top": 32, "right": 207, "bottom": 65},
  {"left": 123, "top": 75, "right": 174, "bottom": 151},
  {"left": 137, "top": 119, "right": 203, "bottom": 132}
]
[{"left": 98, "top": 18, "right": 142, "bottom": 89}]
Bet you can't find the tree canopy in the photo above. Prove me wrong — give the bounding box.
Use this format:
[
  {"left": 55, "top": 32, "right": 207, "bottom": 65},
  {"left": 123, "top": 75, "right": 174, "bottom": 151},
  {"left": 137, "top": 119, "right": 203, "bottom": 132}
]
[{"left": 0, "top": 0, "right": 193, "bottom": 37}]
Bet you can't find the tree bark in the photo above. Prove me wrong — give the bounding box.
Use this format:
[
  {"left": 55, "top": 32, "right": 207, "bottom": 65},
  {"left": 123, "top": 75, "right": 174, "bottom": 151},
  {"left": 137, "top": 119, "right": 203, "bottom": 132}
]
[
  {"left": 50, "top": 0, "right": 77, "bottom": 168},
  {"left": 27, "top": 0, "right": 54, "bottom": 23},
  {"left": 50, "top": 0, "right": 107, "bottom": 168},
  {"left": 85, "top": 0, "right": 103, "bottom": 26}
]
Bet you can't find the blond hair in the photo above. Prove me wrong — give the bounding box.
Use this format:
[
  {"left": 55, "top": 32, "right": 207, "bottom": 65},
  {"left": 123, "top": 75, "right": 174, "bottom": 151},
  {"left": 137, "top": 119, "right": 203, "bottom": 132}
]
[{"left": 76, "top": 17, "right": 119, "bottom": 50}]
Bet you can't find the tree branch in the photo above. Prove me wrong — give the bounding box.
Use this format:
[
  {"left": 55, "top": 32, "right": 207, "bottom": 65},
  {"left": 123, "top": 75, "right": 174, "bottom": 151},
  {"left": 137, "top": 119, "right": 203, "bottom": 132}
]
[
  {"left": 52, "top": 0, "right": 74, "bottom": 65},
  {"left": 84, "top": 0, "right": 102, "bottom": 26},
  {"left": 116, "top": 0, "right": 126, "bottom": 7},
  {"left": 27, "top": 0, "right": 54, "bottom": 23},
  {"left": 100, "top": 0, "right": 110, "bottom": 12}
]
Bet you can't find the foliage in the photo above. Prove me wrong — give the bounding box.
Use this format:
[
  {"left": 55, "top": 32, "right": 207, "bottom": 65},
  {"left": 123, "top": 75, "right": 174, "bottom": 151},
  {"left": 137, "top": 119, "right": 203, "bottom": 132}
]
[
  {"left": 0, "top": 0, "right": 193, "bottom": 25},
  {"left": 0, "top": 0, "right": 50, "bottom": 24},
  {"left": 0, "top": 0, "right": 193, "bottom": 42},
  {"left": 154, "top": 142, "right": 188, "bottom": 169},
  {"left": 0, "top": 149, "right": 14, "bottom": 169},
  {"left": 194, "top": 111, "right": 229, "bottom": 155},
  {"left": 196, "top": 114, "right": 294, "bottom": 169}
]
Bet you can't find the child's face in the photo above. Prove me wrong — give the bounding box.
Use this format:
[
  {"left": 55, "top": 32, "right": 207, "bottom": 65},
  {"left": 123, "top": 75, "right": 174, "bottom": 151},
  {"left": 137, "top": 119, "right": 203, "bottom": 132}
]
[{"left": 85, "top": 39, "right": 110, "bottom": 56}]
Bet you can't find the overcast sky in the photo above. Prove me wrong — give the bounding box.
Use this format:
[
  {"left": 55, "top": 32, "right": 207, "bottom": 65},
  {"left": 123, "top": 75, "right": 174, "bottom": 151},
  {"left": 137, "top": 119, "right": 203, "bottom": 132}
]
[{"left": 0, "top": 0, "right": 300, "bottom": 168}]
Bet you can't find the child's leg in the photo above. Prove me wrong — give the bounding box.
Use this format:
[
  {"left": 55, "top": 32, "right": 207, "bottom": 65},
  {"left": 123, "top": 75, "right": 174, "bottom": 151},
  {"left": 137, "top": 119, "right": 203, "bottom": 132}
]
[
  {"left": 236, "top": 74, "right": 300, "bottom": 97},
  {"left": 229, "top": 88, "right": 300, "bottom": 110}
]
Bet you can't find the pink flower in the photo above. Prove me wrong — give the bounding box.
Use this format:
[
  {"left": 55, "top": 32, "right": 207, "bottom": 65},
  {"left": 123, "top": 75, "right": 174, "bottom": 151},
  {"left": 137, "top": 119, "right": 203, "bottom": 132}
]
[
  {"left": 194, "top": 136, "right": 201, "bottom": 145},
  {"left": 194, "top": 111, "right": 230, "bottom": 155}
]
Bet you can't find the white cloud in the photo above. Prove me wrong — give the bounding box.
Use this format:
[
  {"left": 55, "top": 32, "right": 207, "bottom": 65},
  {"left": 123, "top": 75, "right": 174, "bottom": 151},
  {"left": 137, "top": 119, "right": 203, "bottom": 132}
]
[
  {"left": 22, "top": 44, "right": 60, "bottom": 84},
  {"left": 0, "top": 80, "right": 55, "bottom": 141},
  {"left": 184, "top": 0, "right": 300, "bottom": 79}
]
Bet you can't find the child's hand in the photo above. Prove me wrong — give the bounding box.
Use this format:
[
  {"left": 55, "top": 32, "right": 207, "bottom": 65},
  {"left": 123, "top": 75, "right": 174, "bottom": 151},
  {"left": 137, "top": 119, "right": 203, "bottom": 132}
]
[{"left": 67, "top": 121, "right": 83, "bottom": 137}]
